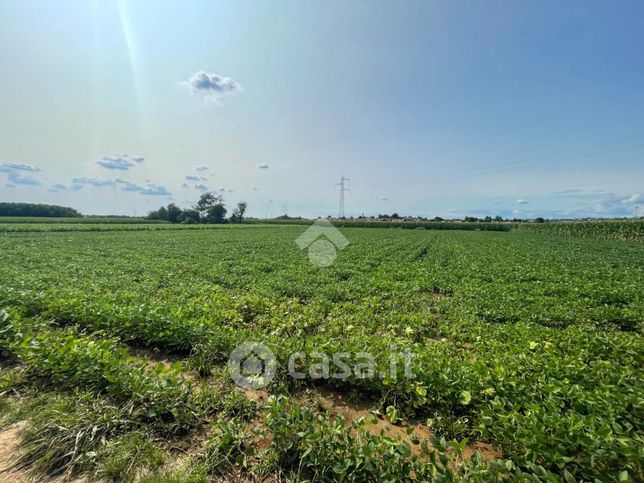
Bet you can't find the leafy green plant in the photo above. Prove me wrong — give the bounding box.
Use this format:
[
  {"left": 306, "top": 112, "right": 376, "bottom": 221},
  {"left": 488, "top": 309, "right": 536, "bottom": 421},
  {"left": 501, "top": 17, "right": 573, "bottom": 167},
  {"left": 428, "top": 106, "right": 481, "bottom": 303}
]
[{"left": 0, "top": 225, "right": 642, "bottom": 481}]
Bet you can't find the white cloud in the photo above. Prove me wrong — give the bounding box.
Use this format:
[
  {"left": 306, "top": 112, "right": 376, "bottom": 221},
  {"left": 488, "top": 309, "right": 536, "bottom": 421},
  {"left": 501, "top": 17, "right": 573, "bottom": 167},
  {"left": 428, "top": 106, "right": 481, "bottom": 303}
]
[
  {"left": 71, "top": 177, "right": 117, "bottom": 187},
  {"left": 115, "top": 179, "right": 170, "bottom": 196},
  {"left": 194, "top": 183, "right": 209, "bottom": 192},
  {"left": 195, "top": 165, "right": 209, "bottom": 172},
  {"left": 622, "top": 193, "right": 641, "bottom": 204},
  {"left": 257, "top": 163, "right": 269, "bottom": 170},
  {"left": 185, "top": 175, "right": 207, "bottom": 182},
  {"left": 7, "top": 172, "right": 40, "bottom": 186},
  {"left": 48, "top": 182, "right": 83, "bottom": 192},
  {"left": 50, "top": 177, "right": 120, "bottom": 192},
  {"left": 184, "top": 71, "right": 241, "bottom": 101},
  {"left": 97, "top": 154, "right": 144, "bottom": 171},
  {"left": 0, "top": 161, "right": 42, "bottom": 186},
  {"left": 516, "top": 199, "right": 528, "bottom": 205},
  {"left": 0, "top": 161, "right": 41, "bottom": 173}
]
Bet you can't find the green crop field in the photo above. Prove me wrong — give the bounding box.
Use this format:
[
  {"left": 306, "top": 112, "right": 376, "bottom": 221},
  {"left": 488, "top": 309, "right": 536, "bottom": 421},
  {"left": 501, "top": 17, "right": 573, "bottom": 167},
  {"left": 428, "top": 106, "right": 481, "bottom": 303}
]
[{"left": 1, "top": 225, "right": 642, "bottom": 482}]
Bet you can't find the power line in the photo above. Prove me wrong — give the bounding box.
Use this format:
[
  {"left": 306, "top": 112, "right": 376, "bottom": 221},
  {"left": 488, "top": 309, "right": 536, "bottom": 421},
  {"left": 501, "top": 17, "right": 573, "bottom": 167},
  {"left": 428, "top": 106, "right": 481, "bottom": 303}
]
[
  {"left": 353, "top": 135, "right": 644, "bottom": 193},
  {"left": 409, "top": 175, "right": 644, "bottom": 202},
  {"left": 336, "top": 176, "right": 351, "bottom": 218}
]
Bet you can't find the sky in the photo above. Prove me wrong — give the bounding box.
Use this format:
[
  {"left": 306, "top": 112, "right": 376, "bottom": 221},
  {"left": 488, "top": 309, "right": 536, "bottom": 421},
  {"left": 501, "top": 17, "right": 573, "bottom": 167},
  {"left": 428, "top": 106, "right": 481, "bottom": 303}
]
[{"left": 0, "top": 0, "right": 643, "bottom": 219}]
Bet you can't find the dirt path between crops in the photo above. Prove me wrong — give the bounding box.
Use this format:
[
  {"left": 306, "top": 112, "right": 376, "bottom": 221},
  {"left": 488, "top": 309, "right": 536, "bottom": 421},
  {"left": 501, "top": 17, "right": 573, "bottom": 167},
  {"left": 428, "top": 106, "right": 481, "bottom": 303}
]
[
  {"left": 244, "top": 386, "right": 502, "bottom": 461},
  {"left": 0, "top": 423, "right": 90, "bottom": 483},
  {"left": 0, "top": 423, "right": 28, "bottom": 483}
]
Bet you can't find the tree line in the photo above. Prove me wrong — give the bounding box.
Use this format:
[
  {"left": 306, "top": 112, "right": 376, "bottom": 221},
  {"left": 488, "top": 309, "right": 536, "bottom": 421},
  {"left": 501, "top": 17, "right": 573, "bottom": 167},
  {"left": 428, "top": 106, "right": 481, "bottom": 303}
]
[
  {"left": 0, "top": 202, "right": 82, "bottom": 218},
  {"left": 147, "top": 193, "right": 248, "bottom": 224}
]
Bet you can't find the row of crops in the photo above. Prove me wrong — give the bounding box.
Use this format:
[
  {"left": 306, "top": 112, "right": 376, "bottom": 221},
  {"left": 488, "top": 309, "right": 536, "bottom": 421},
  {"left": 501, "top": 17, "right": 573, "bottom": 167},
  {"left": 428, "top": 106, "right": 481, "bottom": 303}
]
[
  {"left": 1, "top": 218, "right": 641, "bottom": 243},
  {"left": 256, "top": 218, "right": 515, "bottom": 231},
  {"left": 0, "top": 222, "right": 268, "bottom": 232},
  {"left": 0, "top": 216, "right": 168, "bottom": 224},
  {"left": 0, "top": 219, "right": 512, "bottom": 233},
  {"left": 1, "top": 227, "right": 642, "bottom": 481},
  {"left": 516, "top": 220, "right": 643, "bottom": 242}
]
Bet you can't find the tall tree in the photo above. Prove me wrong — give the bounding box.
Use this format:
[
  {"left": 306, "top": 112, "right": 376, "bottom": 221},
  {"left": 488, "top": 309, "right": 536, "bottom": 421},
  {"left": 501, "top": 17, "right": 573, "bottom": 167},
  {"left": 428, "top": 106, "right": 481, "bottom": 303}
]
[
  {"left": 232, "top": 201, "right": 248, "bottom": 224},
  {"left": 196, "top": 192, "right": 226, "bottom": 224},
  {"left": 166, "top": 203, "right": 182, "bottom": 223}
]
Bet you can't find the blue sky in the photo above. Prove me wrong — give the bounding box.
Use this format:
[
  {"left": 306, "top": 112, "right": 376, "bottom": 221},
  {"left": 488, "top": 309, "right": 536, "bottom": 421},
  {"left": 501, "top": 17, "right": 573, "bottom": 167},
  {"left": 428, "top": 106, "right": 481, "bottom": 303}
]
[{"left": 0, "top": 0, "right": 642, "bottom": 218}]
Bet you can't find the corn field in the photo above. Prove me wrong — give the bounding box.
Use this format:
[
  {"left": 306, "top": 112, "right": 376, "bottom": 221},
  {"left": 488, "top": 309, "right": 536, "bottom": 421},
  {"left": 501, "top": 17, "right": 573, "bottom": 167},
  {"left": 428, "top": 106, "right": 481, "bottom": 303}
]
[{"left": 516, "top": 220, "right": 643, "bottom": 242}]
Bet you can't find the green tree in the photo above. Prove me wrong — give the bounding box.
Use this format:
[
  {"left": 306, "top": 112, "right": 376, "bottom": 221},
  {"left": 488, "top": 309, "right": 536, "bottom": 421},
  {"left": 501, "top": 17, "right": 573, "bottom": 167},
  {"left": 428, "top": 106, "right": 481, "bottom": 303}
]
[
  {"left": 196, "top": 192, "right": 226, "bottom": 223},
  {"left": 156, "top": 206, "right": 169, "bottom": 221},
  {"left": 0, "top": 202, "right": 81, "bottom": 217},
  {"left": 178, "top": 208, "right": 200, "bottom": 224},
  {"left": 166, "top": 203, "right": 183, "bottom": 223},
  {"left": 207, "top": 204, "right": 227, "bottom": 223},
  {"left": 231, "top": 201, "right": 248, "bottom": 224}
]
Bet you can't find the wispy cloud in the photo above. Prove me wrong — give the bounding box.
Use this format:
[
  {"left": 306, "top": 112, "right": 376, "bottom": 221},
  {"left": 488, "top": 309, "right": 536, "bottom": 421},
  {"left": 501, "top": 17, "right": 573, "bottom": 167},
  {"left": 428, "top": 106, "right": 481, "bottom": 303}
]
[
  {"left": 194, "top": 183, "right": 209, "bottom": 192},
  {"left": 622, "top": 193, "right": 640, "bottom": 205},
  {"left": 48, "top": 177, "right": 169, "bottom": 196},
  {"left": 552, "top": 189, "right": 583, "bottom": 196},
  {"left": 0, "top": 161, "right": 41, "bottom": 173},
  {"left": 1, "top": 161, "right": 42, "bottom": 186},
  {"left": 195, "top": 165, "right": 209, "bottom": 172},
  {"left": 184, "top": 71, "right": 241, "bottom": 102},
  {"left": 48, "top": 182, "right": 83, "bottom": 192},
  {"left": 71, "top": 177, "right": 117, "bottom": 187},
  {"left": 516, "top": 199, "right": 528, "bottom": 205},
  {"left": 7, "top": 172, "right": 40, "bottom": 186},
  {"left": 257, "top": 163, "right": 269, "bottom": 170},
  {"left": 185, "top": 175, "right": 207, "bottom": 182},
  {"left": 97, "top": 154, "right": 144, "bottom": 171},
  {"left": 551, "top": 190, "right": 641, "bottom": 217},
  {"left": 116, "top": 179, "right": 170, "bottom": 196}
]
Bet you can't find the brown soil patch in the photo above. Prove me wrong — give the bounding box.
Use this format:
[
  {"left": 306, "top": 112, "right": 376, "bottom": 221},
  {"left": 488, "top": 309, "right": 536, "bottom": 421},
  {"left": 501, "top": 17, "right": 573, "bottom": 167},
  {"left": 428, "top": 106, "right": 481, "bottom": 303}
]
[
  {"left": 291, "top": 387, "right": 500, "bottom": 461},
  {"left": 244, "top": 389, "right": 270, "bottom": 404},
  {"left": 294, "top": 387, "right": 432, "bottom": 457},
  {"left": 0, "top": 423, "right": 28, "bottom": 483},
  {"left": 239, "top": 385, "right": 501, "bottom": 462},
  {"left": 128, "top": 347, "right": 199, "bottom": 382},
  {"left": 464, "top": 441, "right": 502, "bottom": 461},
  {"left": 0, "top": 422, "right": 92, "bottom": 483}
]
